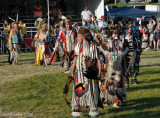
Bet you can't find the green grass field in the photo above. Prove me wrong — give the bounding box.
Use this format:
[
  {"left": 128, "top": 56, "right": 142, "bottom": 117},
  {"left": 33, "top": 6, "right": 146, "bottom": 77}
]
[{"left": 0, "top": 50, "right": 160, "bottom": 118}]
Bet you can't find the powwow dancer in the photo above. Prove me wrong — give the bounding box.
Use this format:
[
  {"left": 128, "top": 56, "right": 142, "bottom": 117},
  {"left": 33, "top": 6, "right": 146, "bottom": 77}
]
[
  {"left": 8, "top": 23, "right": 20, "bottom": 65},
  {"left": 94, "top": 35, "right": 108, "bottom": 106},
  {"left": 125, "top": 28, "right": 139, "bottom": 85},
  {"left": 98, "top": 30, "right": 128, "bottom": 108},
  {"left": 54, "top": 20, "right": 77, "bottom": 73},
  {"left": 34, "top": 23, "right": 52, "bottom": 66},
  {"left": 132, "top": 26, "right": 142, "bottom": 84},
  {"left": 71, "top": 28, "right": 101, "bottom": 117}
]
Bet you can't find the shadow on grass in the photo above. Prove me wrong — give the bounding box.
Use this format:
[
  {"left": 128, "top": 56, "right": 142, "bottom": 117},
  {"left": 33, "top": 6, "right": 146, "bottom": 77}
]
[
  {"left": 141, "top": 56, "right": 160, "bottom": 59},
  {"left": 1, "top": 60, "right": 61, "bottom": 65},
  {"left": 139, "top": 78, "right": 160, "bottom": 84},
  {"left": 114, "top": 111, "right": 160, "bottom": 118},
  {"left": 0, "top": 59, "right": 34, "bottom": 64},
  {"left": 139, "top": 69, "right": 160, "bottom": 75},
  {"left": 140, "top": 64, "right": 160, "bottom": 68},
  {"left": 19, "top": 59, "right": 61, "bottom": 65},
  {"left": 20, "top": 59, "right": 34, "bottom": 62},
  {"left": 127, "top": 83, "right": 160, "bottom": 92},
  {"left": 0, "top": 60, "right": 9, "bottom": 64},
  {"left": 52, "top": 63, "right": 61, "bottom": 66},
  {"left": 106, "top": 97, "right": 160, "bottom": 118}
]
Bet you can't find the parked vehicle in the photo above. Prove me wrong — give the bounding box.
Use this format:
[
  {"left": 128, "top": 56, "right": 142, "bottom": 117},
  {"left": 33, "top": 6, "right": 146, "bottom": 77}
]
[
  {"left": 145, "top": 5, "right": 160, "bottom": 17},
  {"left": 145, "top": 5, "right": 160, "bottom": 12}
]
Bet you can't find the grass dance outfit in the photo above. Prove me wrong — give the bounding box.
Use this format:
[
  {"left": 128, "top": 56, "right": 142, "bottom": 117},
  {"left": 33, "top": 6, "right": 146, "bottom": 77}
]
[{"left": 9, "top": 30, "right": 19, "bottom": 64}]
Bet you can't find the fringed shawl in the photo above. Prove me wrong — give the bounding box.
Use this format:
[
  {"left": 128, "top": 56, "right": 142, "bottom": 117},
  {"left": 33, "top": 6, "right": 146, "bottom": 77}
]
[{"left": 75, "top": 40, "right": 97, "bottom": 59}]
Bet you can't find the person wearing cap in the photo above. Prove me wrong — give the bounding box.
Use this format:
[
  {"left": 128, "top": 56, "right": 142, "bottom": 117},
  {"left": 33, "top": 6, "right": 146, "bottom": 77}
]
[
  {"left": 81, "top": 6, "right": 92, "bottom": 29},
  {"left": 71, "top": 28, "right": 101, "bottom": 117},
  {"left": 55, "top": 20, "right": 77, "bottom": 73},
  {"left": 98, "top": 16, "right": 107, "bottom": 35},
  {"left": 8, "top": 23, "right": 19, "bottom": 65},
  {"left": 34, "top": 23, "right": 51, "bottom": 66}
]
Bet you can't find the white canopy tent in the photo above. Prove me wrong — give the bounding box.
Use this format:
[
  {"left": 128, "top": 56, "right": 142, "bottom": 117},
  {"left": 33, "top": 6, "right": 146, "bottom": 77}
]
[
  {"left": 46, "top": 0, "right": 105, "bottom": 34},
  {"left": 64, "top": 0, "right": 105, "bottom": 19}
]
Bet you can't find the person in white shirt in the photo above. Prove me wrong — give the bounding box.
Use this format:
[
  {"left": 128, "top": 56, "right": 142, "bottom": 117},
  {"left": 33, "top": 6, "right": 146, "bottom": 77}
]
[
  {"left": 81, "top": 6, "right": 92, "bottom": 28},
  {"left": 98, "top": 16, "right": 107, "bottom": 35}
]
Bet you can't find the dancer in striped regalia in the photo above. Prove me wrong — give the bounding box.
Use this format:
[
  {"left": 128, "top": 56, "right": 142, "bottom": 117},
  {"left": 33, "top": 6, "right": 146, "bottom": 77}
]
[
  {"left": 71, "top": 28, "right": 101, "bottom": 117},
  {"left": 125, "top": 27, "right": 141, "bottom": 85}
]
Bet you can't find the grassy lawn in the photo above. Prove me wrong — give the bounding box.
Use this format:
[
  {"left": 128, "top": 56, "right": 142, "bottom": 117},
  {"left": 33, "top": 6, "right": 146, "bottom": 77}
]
[{"left": 0, "top": 50, "right": 160, "bottom": 118}]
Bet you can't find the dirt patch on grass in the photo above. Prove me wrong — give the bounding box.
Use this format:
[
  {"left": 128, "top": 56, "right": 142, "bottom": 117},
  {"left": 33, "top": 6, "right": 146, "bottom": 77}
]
[{"left": 0, "top": 53, "right": 64, "bottom": 84}]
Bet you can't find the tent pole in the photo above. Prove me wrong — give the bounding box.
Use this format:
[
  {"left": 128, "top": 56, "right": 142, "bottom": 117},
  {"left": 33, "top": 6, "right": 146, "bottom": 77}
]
[{"left": 46, "top": 0, "right": 50, "bottom": 41}]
